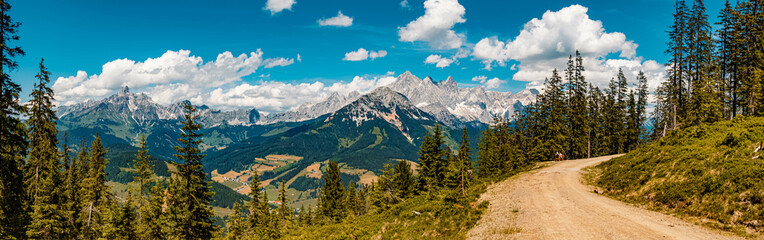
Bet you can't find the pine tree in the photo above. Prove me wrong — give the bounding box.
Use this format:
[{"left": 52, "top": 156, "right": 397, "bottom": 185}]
[
  {"left": 141, "top": 179, "right": 166, "bottom": 240},
  {"left": 61, "top": 132, "right": 81, "bottom": 239},
  {"left": 392, "top": 160, "right": 415, "bottom": 199},
  {"left": 165, "top": 102, "right": 217, "bottom": 239},
  {"left": 587, "top": 85, "right": 607, "bottom": 157},
  {"left": 566, "top": 51, "right": 589, "bottom": 159},
  {"left": 131, "top": 133, "right": 154, "bottom": 234},
  {"left": 25, "top": 58, "right": 66, "bottom": 239},
  {"left": 225, "top": 202, "right": 247, "bottom": 240},
  {"left": 79, "top": 136, "right": 111, "bottom": 239},
  {"left": 247, "top": 170, "right": 268, "bottom": 232},
  {"left": 456, "top": 128, "right": 472, "bottom": 196},
  {"left": 320, "top": 161, "right": 345, "bottom": 222},
  {"left": 717, "top": 0, "right": 737, "bottom": 119},
  {"left": 625, "top": 91, "right": 639, "bottom": 151},
  {"left": 417, "top": 124, "right": 447, "bottom": 191},
  {"left": 344, "top": 183, "right": 359, "bottom": 217},
  {"left": 477, "top": 124, "right": 500, "bottom": 177},
  {"left": 276, "top": 181, "right": 292, "bottom": 223},
  {"left": 686, "top": 0, "right": 720, "bottom": 124},
  {"left": 0, "top": 0, "right": 28, "bottom": 235},
  {"left": 102, "top": 193, "right": 137, "bottom": 240},
  {"left": 299, "top": 205, "right": 312, "bottom": 226},
  {"left": 635, "top": 71, "right": 649, "bottom": 143},
  {"left": 532, "top": 69, "right": 567, "bottom": 160}
]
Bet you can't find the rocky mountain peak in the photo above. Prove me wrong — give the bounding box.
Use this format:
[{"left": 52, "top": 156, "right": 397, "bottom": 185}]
[{"left": 119, "top": 85, "right": 130, "bottom": 94}]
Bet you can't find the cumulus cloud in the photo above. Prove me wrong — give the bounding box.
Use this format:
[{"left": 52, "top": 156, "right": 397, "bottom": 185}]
[
  {"left": 471, "top": 76, "right": 506, "bottom": 89},
  {"left": 424, "top": 54, "right": 454, "bottom": 68},
  {"left": 398, "top": 0, "right": 466, "bottom": 49},
  {"left": 52, "top": 50, "right": 292, "bottom": 108},
  {"left": 470, "top": 4, "right": 661, "bottom": 92},
  {"left": 264, "top": 0, "right": 296, "bottom": 15},
  {"left": 318, "top": 11, "right": 353, "bottom": 27},
  {"left": 205, "top": 73, "right": 398, "bottom": 113},
  {"left": 51, "top": 50, "right": 399, "bottom": 114},
  {"left": 343, "top": 48, "right": 387, "bottom": 61}
]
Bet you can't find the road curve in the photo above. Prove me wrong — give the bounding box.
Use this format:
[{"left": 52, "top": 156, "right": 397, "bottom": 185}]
[{"left": 466, "top": 155, "right": 741, "bottom": 240}]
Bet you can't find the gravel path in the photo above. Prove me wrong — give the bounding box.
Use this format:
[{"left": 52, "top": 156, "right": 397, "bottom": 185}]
[{"left": 466, "top": 155, "right": 742, "bottom": 240}]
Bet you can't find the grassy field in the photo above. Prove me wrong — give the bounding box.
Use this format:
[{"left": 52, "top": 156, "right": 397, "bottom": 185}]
[{"left": 588, "top": 117, "right": 764, "bottom": 237}]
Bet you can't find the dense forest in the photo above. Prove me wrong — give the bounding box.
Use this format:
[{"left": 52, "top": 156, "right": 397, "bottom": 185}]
[{"left": 654, "top": 0, "right": 764, "bottom": 133}]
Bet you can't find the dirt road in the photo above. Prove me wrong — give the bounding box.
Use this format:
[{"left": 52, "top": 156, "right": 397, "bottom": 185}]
[{"left": 466, "top": 155, "right": 741, "bottom": 240}]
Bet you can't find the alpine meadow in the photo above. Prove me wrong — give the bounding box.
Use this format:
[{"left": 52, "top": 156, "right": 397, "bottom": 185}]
[{"left": 1, "top": 0, "right": 763, "bottom": 239}]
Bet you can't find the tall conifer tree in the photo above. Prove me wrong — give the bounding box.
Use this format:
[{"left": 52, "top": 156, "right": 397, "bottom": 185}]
[
  {"left": 25, "top": 59, "right": 66, "bottom": 239},
  {"left": 79, "top": 136, "right": 110, "bottom": 239},
  {"left": 165, "top": 102, "right": 217, "bottom": 239},
  {"left": 0, "top": 0, "right": 28, "bottom": 236},
  {"left": 320, "top": 161, "right": 345, "bottom": 222}
]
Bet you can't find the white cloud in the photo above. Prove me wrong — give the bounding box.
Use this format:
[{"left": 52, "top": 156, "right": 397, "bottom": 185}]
[
  {"left": 263, "top": 57, "right": 295, "bottom": 68},
  {"left": 473, "top": 37, "right": 510, "bottom": 70},
  {"left": 52, "top": 50, "right": 287, "bottom": 107},
  {"left": 296, "top": 54, "right": 302, "bottom": 62},
  {"left": 471, "top": 75, "right": 506, "bottom": 89},
  {"left": 398, "top": 0, "right": 466, "bottom": 49},
  {"left": 343, "top": 48, "right": 387, "bottom": 61},
  {"left": 205, "top": 73, "right": 398, "bottom": 113},
  {"left": 400, "top": 0, "right": 409, "bottom": 8},
  {"left": 52, "top": 50, "right": 398, "bottom": 114},
  {"left": 470, "top": 4, "right": 661, "bottom": 92},
  {"left": 264, "top": 0, "right": 296, "bottom": 15},
  {"left": 424, "top": 54, "right": 454, "bottom": 68},
  {"left": 318, "top": 11, "right": 353, "bottom": 27}
]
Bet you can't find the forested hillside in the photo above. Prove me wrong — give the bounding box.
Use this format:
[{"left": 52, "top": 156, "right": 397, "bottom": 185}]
[{"left": 591, "top": 0, "right": 764, "bottom": 237}]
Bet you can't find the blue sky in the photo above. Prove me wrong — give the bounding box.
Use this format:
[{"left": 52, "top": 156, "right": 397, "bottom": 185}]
[{"left": 9, "top": 0, "right": 726, "bottom": 113}]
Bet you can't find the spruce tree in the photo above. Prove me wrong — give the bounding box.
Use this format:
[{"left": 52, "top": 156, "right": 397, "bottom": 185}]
[
  {"left": 247, "top": 170, "right": 268, "bottom": 232},
  {"left": 79, "top": 136, "right": 111, "bottom": 239},
  {"left": 131, "top": 133, "right": 153, "bottom": 233},
  {"left": 0, "top": 0, "right": 28, "bottom": 235},
  {"left": 62, "top": 132, "right": 81, "bottom": 239},
  {"left": 625, "top": 91, "right": 639, "bottom": 151},
  {"left": 417, "top": 124, "right": 447, "bottom": 191},
  {"left": 165, "top": 102, "right": 217, "bottom": 239},
  {"left": 456, "top": 128, "right": 472, "bottom": 196},
  {"left": 687, "top": 0, "right": 720, "bottom": 124},
  {"left": 25, "top": 58, "right": 66, "bottom": 239},
  {"left": 392, "top": 160, "right": 415, "bottom": 199},
  {"left": 102, "top": 193, "right": 137, "bottom": 240},
  {"left": 142, "top": 179, "right": 166, "bottom": 240},
  {"left": 344, "top": 183, "right": 359, "bottom": 217},
  {"left": 276, "top": 181, "right": 292, "bottom": 223},
  {"left": 567, "top": 51, "right": 589, "bottom": 159},
  {"left": 635, "top": 71, "right": 649, "bottom": 142},
  {"left": 320, "top": 161, "right": 345, "bottom": 222},
  {"left": 225, "top": 202, "right": 247, "bottom": 240}
]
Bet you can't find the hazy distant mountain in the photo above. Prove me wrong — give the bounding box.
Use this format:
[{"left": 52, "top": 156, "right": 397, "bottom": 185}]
[
  {"left": 258, "top": 71, "right": 537, "bottom": 126},
  {"left": 388, "top": 71, "right": 537, "bottom": 124},
  {"left": 58, "top": 86, "right": 261, "bottom": 128},
  {"left": 259, "top": 91, "right": 361, "bottom": 124}
]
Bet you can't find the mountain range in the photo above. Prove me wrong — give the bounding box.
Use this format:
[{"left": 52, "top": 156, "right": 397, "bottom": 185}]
[{"left": 55, "top": 71, "right": 536, "bottom": 203}]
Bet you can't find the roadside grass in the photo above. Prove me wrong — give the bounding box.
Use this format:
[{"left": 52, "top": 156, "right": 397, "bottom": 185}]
[
  {"left": 587, "top": 117, "right": 764, "bottom": 238},
  {"left": 283, "top": 164, "right": 538, "bottom": 240}
]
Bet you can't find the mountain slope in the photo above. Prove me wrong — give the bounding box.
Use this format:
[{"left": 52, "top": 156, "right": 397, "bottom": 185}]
[
  {"left": 204, "top": 87, "right": 446, "bottom": 175},
  {"left": 591, "top": 117, "right": 764, "bottom": 236}
]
